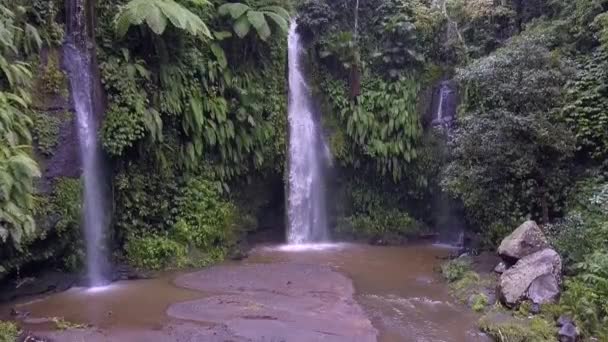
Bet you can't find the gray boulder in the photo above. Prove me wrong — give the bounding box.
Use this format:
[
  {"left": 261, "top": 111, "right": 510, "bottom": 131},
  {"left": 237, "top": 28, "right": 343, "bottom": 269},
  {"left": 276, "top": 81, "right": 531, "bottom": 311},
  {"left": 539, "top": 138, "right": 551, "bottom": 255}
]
[
  {"left": 558, "top": 321, "right": 579, "bottom": 342},
  {"left": 498, "top": 221, "right": 549, "bottom": 262},
  {"left": 494, "top": 261, "right": 507, "bottom": 274},
  {"left": 528, "top": 273, "right": 560, "bottom": 305},
  {"left": 498, "top": 248, "right": 561, "bottom": 307}
]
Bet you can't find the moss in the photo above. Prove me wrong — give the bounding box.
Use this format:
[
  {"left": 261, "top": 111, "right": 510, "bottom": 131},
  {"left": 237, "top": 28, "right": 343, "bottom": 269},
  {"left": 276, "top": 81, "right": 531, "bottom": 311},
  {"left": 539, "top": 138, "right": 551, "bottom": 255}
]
[
  {"left": 40, "top": 51, "right": 68, "bottom": 96},
  {"left": 479, "top": 312, "right": 556, "bottom": 342},
  {"left": 472, "top": 293, "right": 489, "bottom": 313},
  {"left": 50, "top": 178, "right": 85, "bottom": 271},
  {"left": 31, "top": 111, "right": 70, "bottom": 156},
  {"left": 0, "top": 321, "right": 19, "bottom": 342}
]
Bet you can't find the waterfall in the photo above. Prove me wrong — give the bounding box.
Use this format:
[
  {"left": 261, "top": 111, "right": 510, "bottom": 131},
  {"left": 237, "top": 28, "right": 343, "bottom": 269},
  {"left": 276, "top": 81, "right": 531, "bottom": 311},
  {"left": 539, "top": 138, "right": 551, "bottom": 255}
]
[
  {"left": 64, "top": 0, "right": 109, "bottom": 286},
  {"left": 287, "top": 22, "right": 329, "bottom": 245},
  {"left": 432, "top": 81, "right": 457, "bottom": 128}
]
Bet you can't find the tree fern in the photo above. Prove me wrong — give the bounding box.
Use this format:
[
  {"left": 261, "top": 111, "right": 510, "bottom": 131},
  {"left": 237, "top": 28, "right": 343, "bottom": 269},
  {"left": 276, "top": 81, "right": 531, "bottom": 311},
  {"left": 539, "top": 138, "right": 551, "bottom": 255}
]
[
  {"left": 218, "top": 2, "right": 290, "bottom": 41},
  {"left": 115, "top": 0, "right": 212, "bottom": 39}
]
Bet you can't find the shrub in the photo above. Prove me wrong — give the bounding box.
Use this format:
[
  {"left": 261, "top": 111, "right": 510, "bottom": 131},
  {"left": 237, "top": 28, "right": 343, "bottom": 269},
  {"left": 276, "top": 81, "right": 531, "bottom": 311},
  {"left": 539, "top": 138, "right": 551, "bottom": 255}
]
[
  {"left": 171, "top": 178, "right": 238, "bottom": 264},
  {"left": 559, "top": 252, "right": 608, "bottom": 339},
  {"left": 125, "top": 234, "right": 186, "bottom": 271},
  {"left": 338, "top": 208, "right": 422, "bottom": 242},
  {"left": 441, "top": 257, "right": 472, "bottom": 283},
  {"left": 545, "top": 177, "right": 608, "bottom": 266},
  {"left": 471, "top": 293, "right": 489, "bottom": 313}
]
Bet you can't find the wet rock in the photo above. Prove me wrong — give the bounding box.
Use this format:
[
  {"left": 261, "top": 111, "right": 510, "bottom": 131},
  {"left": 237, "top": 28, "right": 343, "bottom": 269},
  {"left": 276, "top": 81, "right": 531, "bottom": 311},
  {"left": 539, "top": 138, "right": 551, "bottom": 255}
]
[
  {"left": 498, "top": 221, "right": 549, "bottom": 263},
  {"left": 369, "top": 238, "right": 388, "bottom": 246},
  {"left": 557, "top": 315, "right": 572, "bottom": 327},
  {"left": 170, "top": 263, "right": 377, "bottom": 342},
  {"left": 528, "top": 273, "right": 560, "bottom": 305},
  {"left": 0, "top": 271, "right": 77, "bottom": 303},
  {"left": 559, "top": 321, "right": 579, "bottom": 342},
  {"left": 494, "top": 262, "right": 507, "bottom": 274},
  {"left": 530, "top": 302, "right": 541, "bottom": 315},
  {"left": 498, "top": 248, "right": 561, "bottom": 307}
]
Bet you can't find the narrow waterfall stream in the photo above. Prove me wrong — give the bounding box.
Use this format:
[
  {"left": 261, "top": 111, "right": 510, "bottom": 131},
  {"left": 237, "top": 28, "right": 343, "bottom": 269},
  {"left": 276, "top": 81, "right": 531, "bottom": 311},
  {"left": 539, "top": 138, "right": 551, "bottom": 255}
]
[
  {"left": 64, "top": 0, "right": 109, "bottom": 287},
  {"left": 287, "top": 22, "right": 330, "bottom": 244}
]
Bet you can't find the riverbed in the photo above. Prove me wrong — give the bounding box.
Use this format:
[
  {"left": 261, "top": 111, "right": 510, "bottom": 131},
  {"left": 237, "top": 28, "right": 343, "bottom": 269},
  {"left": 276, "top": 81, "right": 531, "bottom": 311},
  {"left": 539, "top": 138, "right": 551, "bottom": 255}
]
[{"left": 2, "top": 243, "right": 485, "bottom": 341}]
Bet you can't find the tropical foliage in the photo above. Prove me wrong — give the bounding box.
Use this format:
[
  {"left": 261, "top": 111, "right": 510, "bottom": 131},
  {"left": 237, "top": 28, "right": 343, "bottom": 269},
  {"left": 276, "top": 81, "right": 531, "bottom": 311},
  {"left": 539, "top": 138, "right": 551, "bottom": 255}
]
[
  {"left": 0, "top": 3, "right": 40, "bottom": 251},
  {"left": 114, "top": 0, "right": 212, "bottom": 38},
  {"left": 218, "top": 1, "right": 289, "bottom": 41}
]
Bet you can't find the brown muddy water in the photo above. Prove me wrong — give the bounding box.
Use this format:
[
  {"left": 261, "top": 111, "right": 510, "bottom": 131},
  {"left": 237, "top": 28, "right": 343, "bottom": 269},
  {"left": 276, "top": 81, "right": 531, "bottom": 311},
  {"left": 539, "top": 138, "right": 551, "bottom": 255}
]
[{"left": 1, "top": 243, "right": 482, "bottom": 341}]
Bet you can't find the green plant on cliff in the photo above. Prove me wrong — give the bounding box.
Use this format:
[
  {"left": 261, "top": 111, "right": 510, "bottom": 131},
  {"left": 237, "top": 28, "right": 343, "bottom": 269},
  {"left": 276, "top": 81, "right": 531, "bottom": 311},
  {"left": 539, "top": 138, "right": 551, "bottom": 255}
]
[
  {"left": 0, "top": 4, "right": 40, "bottom": 251},
  {"left": 171, "top": 178, "right": 238, "bottom": 265}
]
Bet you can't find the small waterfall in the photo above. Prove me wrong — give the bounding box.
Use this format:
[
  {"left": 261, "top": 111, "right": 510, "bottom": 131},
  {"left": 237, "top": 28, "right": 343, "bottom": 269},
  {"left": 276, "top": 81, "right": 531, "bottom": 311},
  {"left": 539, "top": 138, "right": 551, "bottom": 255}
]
[
  {"left": 432, "top": 81, "right": 457, "bottom": 128},
  {"left": 64, "top": 0, "right": 109, "bottom": 286},
  {"left": 287, "top": 22, "right": 330, "bottom": 244}
]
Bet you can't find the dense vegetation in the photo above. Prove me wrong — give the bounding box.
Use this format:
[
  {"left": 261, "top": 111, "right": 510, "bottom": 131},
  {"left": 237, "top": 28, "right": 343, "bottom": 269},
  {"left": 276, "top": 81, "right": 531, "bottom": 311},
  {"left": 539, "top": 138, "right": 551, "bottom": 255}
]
[{"left": 0, "top": 0, "right": 607, "bottom": 339}]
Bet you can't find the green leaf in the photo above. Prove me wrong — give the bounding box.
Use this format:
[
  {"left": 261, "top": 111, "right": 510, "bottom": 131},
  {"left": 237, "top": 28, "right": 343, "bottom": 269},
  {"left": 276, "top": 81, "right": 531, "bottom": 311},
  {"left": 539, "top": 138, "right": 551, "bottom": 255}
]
[
  {"left": 144, "top": 5, "right": 168, "bottom": 35},
  {"left": 210, "top": 43, "right": 227, "bottom": 69},
  {"left": 218, "top": 3, "right": 250, "bottom": 20},
  {"left": 247, "top": 11, "right": 271, "bottom": 41},
  {"left": 262, "top": 12, "right": 288, "bottom": 33},
  {"left": 233, "top": 15, "right": 252, "bottom": 38},
  {"left": 259, "top": 6, "right": 290, "bottom": 20}
]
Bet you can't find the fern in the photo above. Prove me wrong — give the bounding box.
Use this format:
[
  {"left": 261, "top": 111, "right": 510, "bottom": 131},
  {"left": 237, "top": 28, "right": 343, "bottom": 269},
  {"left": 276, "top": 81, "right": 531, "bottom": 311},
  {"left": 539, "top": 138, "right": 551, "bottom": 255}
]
[
  {"left": 115, "top": 0, "right": 212, "bottom": 39},
  {"left": 218, "top": 2, "right": 290, "bottom": 41},
  {"left": 0, "top": 5, "right": 39, "bottom": 250}
]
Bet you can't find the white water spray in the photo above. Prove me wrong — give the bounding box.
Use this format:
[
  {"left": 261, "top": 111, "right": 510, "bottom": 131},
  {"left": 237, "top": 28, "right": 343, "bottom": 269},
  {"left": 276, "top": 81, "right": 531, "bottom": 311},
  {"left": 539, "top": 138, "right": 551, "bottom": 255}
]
[{"left": 287, "top": 22, "right": 330, "bottom": 244}]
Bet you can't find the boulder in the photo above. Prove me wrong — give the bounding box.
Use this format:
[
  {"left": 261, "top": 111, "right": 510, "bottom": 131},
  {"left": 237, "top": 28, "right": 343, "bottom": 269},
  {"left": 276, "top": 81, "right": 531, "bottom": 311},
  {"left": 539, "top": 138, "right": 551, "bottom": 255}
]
[
  {"left": 558, "top": 321, "right": 579, "bottom": 342},
  {"left": 527, "top": 273, "right": 560, "bottom": 305},
  {"left": 494, "top": 262, "right": 507, "bottom": 274},
  {"left": 498, "top": 248, "right": 561, "bottom": 307},
  {"left": 498, "top": 221, "right": 549, "bottom": 263}
]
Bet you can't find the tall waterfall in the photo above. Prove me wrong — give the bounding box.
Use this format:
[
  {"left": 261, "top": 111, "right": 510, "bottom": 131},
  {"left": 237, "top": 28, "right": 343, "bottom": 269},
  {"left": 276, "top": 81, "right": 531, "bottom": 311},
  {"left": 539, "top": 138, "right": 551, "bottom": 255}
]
[
  {"left": 287, "top": 22, "right": 329, "bottom": 244},
  {"left": 64, "top": 0, "right": 109, "bottom": 286}
]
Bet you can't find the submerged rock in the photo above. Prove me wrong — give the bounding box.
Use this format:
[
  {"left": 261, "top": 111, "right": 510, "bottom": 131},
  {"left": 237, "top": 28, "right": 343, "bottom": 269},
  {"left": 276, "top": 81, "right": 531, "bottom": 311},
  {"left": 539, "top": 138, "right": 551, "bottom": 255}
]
[
  {"left": 498, "top": 221, "right": 549, "bottom": 263},
  {"left": 170, "top": 263, "right": 377, "bottom": 342},
  {"left": 498, "top": 248, "right": 561, "bottom": 307}
]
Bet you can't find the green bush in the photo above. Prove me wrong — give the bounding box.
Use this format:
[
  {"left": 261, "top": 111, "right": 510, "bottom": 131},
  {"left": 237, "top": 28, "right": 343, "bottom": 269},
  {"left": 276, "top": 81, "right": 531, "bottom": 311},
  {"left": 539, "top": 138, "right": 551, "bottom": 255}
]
[
  {"left": 125, "top": 234, "right": 186, "bottom": 271},
  {"left": 441, "top": 257, "right": 472, "bottom": 283},
  {"left": 338, "top": 209, "right": 421, "bottom": 242},
  {"left": 559, "top": 252, "right": 608, "bottom": 339},
  {"left": 471, "top": 293, "right": 489, "bottom": 313},
  {"left": 171, "top": 178, "right": 238, "bottom": 265},
  {"left": 0, "top": 321, "right": 19, "bottom": 342},
  {"left": 545, "top": 177, "right": 608, "bottom": 266}
]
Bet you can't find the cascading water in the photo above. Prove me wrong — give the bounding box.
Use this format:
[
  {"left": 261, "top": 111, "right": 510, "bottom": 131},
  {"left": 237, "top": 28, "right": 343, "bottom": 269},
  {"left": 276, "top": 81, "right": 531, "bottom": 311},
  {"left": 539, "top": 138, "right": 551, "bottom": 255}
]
[
  {"left": 64, "top": 0, "right": 109, "bottom": 287},
  {"left": 287, "top": 22, "right": 330, "bottom": 245},
  {"left": 432, "top": 81, "right": 457, "bottom": 128}
]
